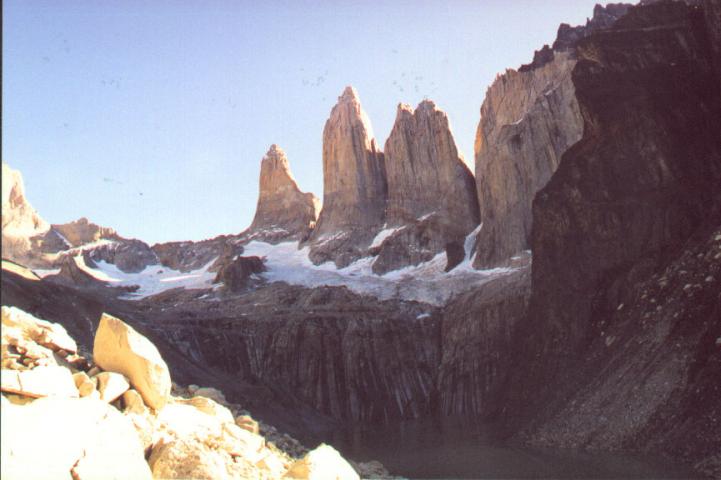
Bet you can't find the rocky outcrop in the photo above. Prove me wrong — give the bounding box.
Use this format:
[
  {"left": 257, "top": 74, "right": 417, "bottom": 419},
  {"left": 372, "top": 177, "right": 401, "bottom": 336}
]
[
  {"left": 51, "top": 217, "right": 117, "bottom": 247},
  {"left": 1, "top": 305, "right": 375, "bottom": 479},
  {"left": 371, "top": 101, "right": 479, "bottom": 274},
  {"left": 501, "top": 1, "right": 721, "bottom": 474},
  {"left": 471, "top": 3, "right": 638, "bottom": 269},
  {"left": 308, "top": 87, "right": 387, "bottom": 268},
  {"left": 213, "top": 255, "right": 266, "bottom": 292},
  {"left": 152, "top": 236, "right": 238, "bottom": 273},
  {"left": 244, "top": 144, "right": 320, "bottom": 243},
  {"left": 472, "top": 51, "right": 583, "bottom": 268},
  {"left": 1, "top": 162, "right": 52, "bottom": 266}
]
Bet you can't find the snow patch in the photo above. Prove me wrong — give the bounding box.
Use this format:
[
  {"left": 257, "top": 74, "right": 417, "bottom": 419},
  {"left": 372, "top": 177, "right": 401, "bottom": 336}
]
[
  {"left": 369, "top": 226, "right": 404, "bottom": 249},
  {"left": 68, "top": 257, "right": 218, "bottom": 299},
  {"left": 243, "top": 226, "right": 519, "bottom": 306}
]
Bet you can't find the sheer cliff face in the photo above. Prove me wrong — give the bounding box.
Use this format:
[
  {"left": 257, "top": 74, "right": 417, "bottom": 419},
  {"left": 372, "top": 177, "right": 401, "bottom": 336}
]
[
  {"left": 472, "top": 51, "right": 583, "bottom": 268},
  {"left": 504, "top": 1, "right": 721, "bottom": 470},
  {"left": 384, "top": 101, "right": 478, "bottom": 229},
  {"left": 1, "top": 162, "right": 51, "bottom": 265},
  {"left": 308, "top": 87, "right": 387, "bottom": 267},
  {"left": 371, "top": 101, "right": 480, "bottom": 274},
  {"left": 246, "top": 144, "right": 319, "bottom": 243}
]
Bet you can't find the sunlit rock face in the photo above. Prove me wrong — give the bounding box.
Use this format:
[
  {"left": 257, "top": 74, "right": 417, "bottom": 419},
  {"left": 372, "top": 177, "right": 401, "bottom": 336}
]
[
  {"left": 471, "top": 51, "right": 583, "bottom": 269},
  {"left": 471, "top": 3, "right": 638, "bottom": 269},
  {"left": 308, "top": 86, "right": 388, "bottom": 268},
  {"left": 244, "top": 144, "right": 319, "bottom": 243},
  {"left": 51, "top": 217, "right": 117, "bottom": 248},
  {"left": 1, "top": 162, "right": 51, "bottom": 266},
  {"left": 371, "top": 101, "right": 479, "bottom": 275}
]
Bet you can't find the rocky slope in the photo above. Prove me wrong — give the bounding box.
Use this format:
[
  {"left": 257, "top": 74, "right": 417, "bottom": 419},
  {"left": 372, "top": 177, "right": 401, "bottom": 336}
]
[
  {"left": 497, "top": 1, "right": 721, "bottom": 475},
  {"left": 308, "top": 87, "right": 388, "bottom": 268},
  {"left": 0, "top": 305, "right": 374, "bottom": 480},
  {"left": 243, "top": 145, "right": 319, "bottom": 243},
  {"left": 372, "top": 101, "right": 479, "bottom": 274}
]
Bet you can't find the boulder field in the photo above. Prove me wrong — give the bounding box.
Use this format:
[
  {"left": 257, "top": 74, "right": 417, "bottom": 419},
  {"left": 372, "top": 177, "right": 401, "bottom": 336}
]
[{"left": 0, "top": 305, "right": 386, "bottom": 480}]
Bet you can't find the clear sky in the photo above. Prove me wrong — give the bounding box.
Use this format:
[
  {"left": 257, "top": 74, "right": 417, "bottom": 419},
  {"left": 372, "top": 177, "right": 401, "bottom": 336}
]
[{"left": 3, "top": 0, "right": 602, "bottom": 244}]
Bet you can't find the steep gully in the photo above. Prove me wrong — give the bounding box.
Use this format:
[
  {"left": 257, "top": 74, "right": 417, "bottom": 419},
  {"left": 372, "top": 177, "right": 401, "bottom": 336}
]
[{"left": 2, "top": 0, "right": 720, "bottom": 477}]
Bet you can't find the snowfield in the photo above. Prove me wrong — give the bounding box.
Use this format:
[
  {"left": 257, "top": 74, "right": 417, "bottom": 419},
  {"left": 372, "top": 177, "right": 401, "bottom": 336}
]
[
  {"left": 34, "top": 226, "right": 524, "bottom": 305},
  {"left": 242, "top": 225, "right": 521, "bottom": 306}
]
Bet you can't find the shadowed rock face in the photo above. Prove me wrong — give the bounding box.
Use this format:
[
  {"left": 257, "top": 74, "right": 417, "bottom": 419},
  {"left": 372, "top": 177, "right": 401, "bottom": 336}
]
[
  {"left": 500, "top": 1, "right": 721, "bottom": 472},
  {"left": 308, "top": 87, "right": 388, "bottom": 268},
  {"left": 245, "top": 145, "right": 319, "bottom": 243},
  {"left": 371, "top": 101, "right": 479, "bottom": 274}
]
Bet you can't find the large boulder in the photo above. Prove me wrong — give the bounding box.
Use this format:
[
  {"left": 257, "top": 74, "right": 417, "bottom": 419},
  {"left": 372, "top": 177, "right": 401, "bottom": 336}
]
[
  {"left": 93, "top": 313, "right": 171, "bottom": 410},
  {"left": 284, "top": 444, "right": 359, "bottom": 480},
  {"left": 1, "top": 396, "right": 151, "bottom": 480}
]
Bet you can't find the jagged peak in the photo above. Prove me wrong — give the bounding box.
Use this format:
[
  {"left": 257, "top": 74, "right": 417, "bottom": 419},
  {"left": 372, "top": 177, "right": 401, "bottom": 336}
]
[{"left": 339, "top": 85, "right": 359, "bottom": 102}]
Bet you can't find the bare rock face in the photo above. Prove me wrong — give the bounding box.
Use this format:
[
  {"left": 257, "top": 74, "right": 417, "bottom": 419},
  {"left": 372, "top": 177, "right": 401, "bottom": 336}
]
[
  {"left": 1, "top": 162, "right": 51, "bottom": 266},
  {"left": 472, "top": 3, "right": 637, "bottom": 269},
  {"left": 371, "top": 101, "right": 479, "bottom": 274},
  {"left": 472, "top": 51, "right": 583, "bottom": 268},
  {"left": 244, "top": 144, "right": 320, "bottom": 243},
  {"left": 308, "top": 87, "right": 388, "bottom": 267}
]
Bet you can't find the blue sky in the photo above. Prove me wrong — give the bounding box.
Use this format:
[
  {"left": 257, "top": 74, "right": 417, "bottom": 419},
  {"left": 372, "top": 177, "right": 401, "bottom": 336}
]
[{"left": 3, "top": 0, "right": 601, "bottom": 244}]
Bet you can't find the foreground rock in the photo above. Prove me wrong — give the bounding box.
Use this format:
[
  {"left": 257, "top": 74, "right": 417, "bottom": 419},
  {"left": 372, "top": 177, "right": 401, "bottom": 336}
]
[
  {"left": 284, "top": 444, "right": 359, "bottom": 480},
  {"left": 1, "top": 306, "right": 380, "bottom": 479},
  {"left": 243, "top": 144, "right": 320, "bottom": 243},
  {"left": 308, "top": 86, "right": 388, "bottom": 267},
  {"left": 1, "top": 396, "right": 152, "bottom": 480},
  {"left": 93, "top": 313, "right": 171, "bottom": 410}
]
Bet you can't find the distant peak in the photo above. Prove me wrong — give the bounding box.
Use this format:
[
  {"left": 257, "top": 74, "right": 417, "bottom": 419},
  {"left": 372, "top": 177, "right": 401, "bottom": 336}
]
[
  {"left": 417, "top": 99, "right": 437, "bottom": 111},
  {"left": 339, "top": 86, "right": 359, "bottom": 102},
  {"left": 266, "top": 144, "right": 285, "bottom": 157}
]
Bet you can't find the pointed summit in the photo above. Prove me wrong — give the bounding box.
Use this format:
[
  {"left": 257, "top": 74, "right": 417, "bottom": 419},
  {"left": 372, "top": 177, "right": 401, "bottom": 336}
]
[
  {"left": 384, "top": 99, "right": 478, "bottom": 228},
  {"left": 308, "top": 87, "right": 388, "bottom": 267},
  {"left": 245, "top": 145, "right": 319, "bottom": 243},
  {"left": 340, "top": 85, "right": 359, "bottom": 102},
  {"left": 371, "top": 99, "right": 479, "bottom": 274}
]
